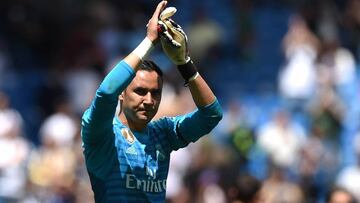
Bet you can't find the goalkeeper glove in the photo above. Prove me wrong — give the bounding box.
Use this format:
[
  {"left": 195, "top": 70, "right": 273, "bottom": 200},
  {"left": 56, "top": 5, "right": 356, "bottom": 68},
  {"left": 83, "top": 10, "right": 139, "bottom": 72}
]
[{"left": 158, "top": 7, "right": 190, "bottom": 65}]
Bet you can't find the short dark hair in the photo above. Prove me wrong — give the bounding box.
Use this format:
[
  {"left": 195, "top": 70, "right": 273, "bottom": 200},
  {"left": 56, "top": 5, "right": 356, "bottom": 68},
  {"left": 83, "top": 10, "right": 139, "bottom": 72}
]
[
  {"left": 140, "top": 60, "right": 163, "bottom": 79},
  {"left": 235, "top": 174, "right": 261, "bottom": 203}
]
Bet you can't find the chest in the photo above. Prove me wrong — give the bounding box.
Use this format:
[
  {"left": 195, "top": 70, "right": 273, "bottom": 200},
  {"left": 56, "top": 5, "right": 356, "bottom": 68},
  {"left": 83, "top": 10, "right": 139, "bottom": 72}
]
[{"left": 115, "top": 128, "right": 169, "bottom": 179}]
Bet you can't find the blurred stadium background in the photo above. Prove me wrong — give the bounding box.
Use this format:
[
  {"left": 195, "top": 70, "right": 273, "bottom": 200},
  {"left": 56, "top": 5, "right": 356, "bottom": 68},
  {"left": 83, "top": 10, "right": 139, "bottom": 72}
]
[{"left": 0, "top": 0, "right": 360, "bottom": 202}]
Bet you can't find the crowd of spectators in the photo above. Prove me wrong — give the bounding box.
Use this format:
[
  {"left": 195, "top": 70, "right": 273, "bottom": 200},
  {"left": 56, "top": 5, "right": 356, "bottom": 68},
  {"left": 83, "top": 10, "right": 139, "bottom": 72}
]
[{"left": 0, "top": 0, "right": 360, "bottom": 202}]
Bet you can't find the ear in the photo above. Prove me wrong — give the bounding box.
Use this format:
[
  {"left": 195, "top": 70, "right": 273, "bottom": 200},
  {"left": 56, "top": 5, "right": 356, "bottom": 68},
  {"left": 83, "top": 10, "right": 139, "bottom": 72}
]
[{"left": 119, "top": 91, "right": 124, "bottom": 101}]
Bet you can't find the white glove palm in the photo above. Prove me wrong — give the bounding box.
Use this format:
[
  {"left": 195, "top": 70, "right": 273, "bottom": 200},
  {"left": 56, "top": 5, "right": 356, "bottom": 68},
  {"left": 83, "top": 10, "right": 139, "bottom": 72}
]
[{"left": 158, "top": 7, "right": 190, "bottom": 65}]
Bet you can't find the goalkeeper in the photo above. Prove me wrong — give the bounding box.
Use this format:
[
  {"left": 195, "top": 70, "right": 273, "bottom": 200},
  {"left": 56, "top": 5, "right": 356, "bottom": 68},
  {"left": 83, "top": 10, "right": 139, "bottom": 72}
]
[{"left": 81, "top": 1, "right": 223, "bottom": 202}]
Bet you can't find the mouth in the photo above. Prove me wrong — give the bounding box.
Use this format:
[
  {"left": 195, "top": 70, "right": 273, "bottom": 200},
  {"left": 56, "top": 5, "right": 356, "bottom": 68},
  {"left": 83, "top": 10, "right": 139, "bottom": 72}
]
[
  {"left": 137, "top": 106, "right": 156, "bottom": 117},
  {"left": 138, "top": 109, "right": 152, "bottom": 116},
  {"left": 138, "top": 106, "right": 154, "bottom": 112}
]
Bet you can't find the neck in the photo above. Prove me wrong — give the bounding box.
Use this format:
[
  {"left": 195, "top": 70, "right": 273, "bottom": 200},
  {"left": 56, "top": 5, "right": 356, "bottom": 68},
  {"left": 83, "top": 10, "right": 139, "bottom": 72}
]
[{"left": 118, "top": 112, "right": 147, "bottom": 132}]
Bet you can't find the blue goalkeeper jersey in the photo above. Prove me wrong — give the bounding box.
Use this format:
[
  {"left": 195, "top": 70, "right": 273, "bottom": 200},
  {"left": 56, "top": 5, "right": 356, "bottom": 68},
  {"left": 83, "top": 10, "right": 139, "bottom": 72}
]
[{"left": 81, "top": 60, "right": 222, "bottom": 203}]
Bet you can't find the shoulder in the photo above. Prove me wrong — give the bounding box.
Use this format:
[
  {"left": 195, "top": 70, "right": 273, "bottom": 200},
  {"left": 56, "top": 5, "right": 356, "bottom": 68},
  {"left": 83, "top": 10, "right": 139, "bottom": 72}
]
[
  {"left": 148, "top": 117, "right": 178, "bottom": 154},
  {"left": 150, "top": 116, "right": 177, "bottom": 130}
]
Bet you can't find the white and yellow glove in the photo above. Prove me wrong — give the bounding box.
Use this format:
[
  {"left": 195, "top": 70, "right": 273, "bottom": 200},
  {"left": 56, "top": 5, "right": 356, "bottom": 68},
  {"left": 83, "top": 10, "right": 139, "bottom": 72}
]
[{"left": 158, "top": 7, "right": 190, "bottom": 65}]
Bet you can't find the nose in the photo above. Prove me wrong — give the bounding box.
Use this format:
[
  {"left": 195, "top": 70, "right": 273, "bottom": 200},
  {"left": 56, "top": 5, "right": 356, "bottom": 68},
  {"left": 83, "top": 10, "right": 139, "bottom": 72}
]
[{"left": 143, "top": 92, "right": 154, "bottom": 105}]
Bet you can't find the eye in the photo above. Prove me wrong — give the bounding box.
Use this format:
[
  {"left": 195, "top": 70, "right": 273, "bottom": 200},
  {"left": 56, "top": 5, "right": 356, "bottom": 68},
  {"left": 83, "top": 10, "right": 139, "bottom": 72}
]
[
  {"left": 134, "top": 88, "right": 147, "bottom": 96},
  {"left": 152, "top": 89, "right": 162, "bottom": 97}
]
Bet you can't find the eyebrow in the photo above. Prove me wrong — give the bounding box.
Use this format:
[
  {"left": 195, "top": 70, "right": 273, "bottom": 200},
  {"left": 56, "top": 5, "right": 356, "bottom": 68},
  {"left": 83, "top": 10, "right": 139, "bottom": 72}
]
[{"left": 134, "top": 86, "right": 162, "bottom": 93}]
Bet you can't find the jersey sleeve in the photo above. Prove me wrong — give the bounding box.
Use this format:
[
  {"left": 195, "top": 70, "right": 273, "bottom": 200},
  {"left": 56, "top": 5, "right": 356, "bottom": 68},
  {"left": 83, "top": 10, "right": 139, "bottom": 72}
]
[
  {"left": 153, "top": 99, "right": 223, "bottom": 152},
  {"left": 81, "top": 60, "right": 135, "bottom": 145}
]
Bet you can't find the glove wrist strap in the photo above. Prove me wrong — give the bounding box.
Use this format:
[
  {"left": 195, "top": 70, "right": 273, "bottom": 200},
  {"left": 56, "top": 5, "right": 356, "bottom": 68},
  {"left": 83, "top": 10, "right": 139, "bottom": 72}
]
[
  {"left": 177, "top": 59, "right": 198, "bottom": 85},
  {"left": 132, "top": 37, "right": 154, "bottom": 60}
]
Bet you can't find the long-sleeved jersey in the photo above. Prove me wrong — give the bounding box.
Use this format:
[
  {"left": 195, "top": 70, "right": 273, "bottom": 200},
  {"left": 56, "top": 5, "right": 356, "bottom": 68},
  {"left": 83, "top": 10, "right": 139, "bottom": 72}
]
[{"left": 81, "top": 60, "right": 222, "bottom": 203}]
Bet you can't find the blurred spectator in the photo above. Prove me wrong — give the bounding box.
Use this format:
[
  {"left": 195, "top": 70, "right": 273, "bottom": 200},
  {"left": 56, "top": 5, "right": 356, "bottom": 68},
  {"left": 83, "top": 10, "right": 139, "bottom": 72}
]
[
  {"left": 325, "top": 187, "right": 357, "bottom": 203},
  {"left": 27, "top": 99, "right": 79, "bottom": 202},
  {"left": 307, "top": 85, "right": 344, "bottom": 145},
  {"left": 202, "top": 181, "right": 227, "bottom": 203},
  {"left": 0, "top": 92, "right": 23, "bottom": 139},
  {"left": 27, "top": 137, "right": 78, "bottom": 202},
  {"left": 214, "top": 99, "right": 255, "bottom": 170},
  {"left": 187, "top": 8, "right": 223, "bottom": 64},
  {"left": 260, "top": 166, "right": 304, "bottom": 203},
  {"left": 62, "top": 65, "right": 102, "bottom": 116},
  {"left": 166, "top": 147, "right": 192, "bottom": 203},
  {"left": 279, "top": 14, "right": 320, "bottom": 112},
  {"left": 39, "top": 98, "right": 78, "bottom": 147},
  {"left": 181, "top": 139, "right": 228, "bottom": 203},
  {"left": 316, "top": 37, "right": 357, "bottom": 106},
  {"left": 0, "top": 92, "right": 31, "bottom": 202},
  {"left": 257, "top": 110, "right": 306, "bottom": 170},
  {"left": 299, "top": 77, "right": 345, "bottom": 201},
  {"left": 194, "top": 168, "right": 226, "bottom": 203},
  {"left": 298, "top": 124, "right": 341, "bottom": 201},
  {"left": 336, "top": 133, "right": 360, "bottom": 201},
  {"left": 318, "top": 40, "right": 356, "bottom": 89},
  {"left": 228, "top": 174, "right": 262, "bottom": 203}
]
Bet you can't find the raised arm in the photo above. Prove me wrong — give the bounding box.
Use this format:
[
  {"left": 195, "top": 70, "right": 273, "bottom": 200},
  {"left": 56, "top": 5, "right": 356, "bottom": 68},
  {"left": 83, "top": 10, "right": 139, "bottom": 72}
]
[
  {"left": 158, "top": 7, "right": 218, "bottom": 108},
  {"left": 81, "top": 1, "right": 167, "bottom": 144},
  {"left": 98, "top": 0, "right": 167, "bottom": 96},
  {"left": 124, "top": 0, "right": 167, "bottom": 69},
  {"left": 157, "top": 7, "right": 222, "bottom": 146},
  {"left": 181, "top": 62, "right": 216, "bottom": 107}
]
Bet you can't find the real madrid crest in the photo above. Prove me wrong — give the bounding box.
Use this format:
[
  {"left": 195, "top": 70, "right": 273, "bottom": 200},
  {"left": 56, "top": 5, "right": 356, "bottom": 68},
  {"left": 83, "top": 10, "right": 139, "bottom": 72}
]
[{"left": 120, "top": 128, "right": 135, "bottom": 144}]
